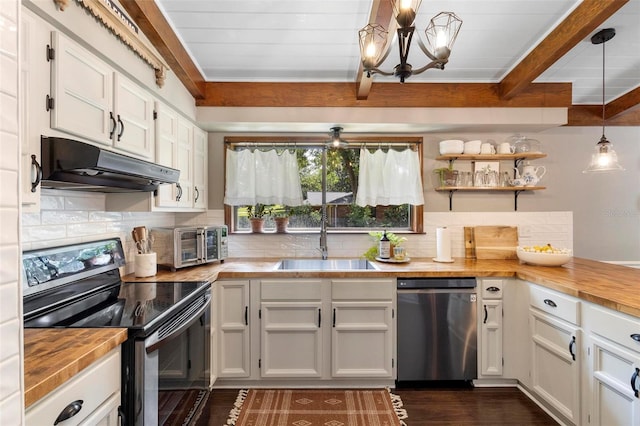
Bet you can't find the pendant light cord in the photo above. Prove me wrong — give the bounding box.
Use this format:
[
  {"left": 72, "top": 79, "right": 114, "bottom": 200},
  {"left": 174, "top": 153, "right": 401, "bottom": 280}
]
[{"left": 601, "top": 37, "right": 606, "bottom": 139}]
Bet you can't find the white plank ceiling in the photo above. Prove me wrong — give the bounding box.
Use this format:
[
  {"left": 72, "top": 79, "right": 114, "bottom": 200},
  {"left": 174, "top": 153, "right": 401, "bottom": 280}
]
[{"left": 156, "top": 0, "right": 640, "bottom": 105}]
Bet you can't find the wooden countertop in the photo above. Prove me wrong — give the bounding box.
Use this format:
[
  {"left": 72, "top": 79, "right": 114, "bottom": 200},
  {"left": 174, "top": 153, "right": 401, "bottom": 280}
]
[
  {"left": 24, "top": 328, "right": 127, "bottom": 408},
  {"left": 124, "top": 256, "right": 640, "bottom": 318},
  {"left": 26, "top": 256, "right": 638, "bottom": 409}
]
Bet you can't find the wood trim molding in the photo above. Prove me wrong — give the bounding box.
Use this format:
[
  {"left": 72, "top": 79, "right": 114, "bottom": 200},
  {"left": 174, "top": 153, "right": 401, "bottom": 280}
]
[
  {"left": 64, "top": 0, "right": 170, "bottom": 87},
  {"left": 119, "top": 0, "right": 206, "bottom": 99},
  {"left": 605, "top": 86, "right": 640, "bottom": 120},
  {"left": 499, "top": 0, "right": 629, "bottom": 100}
]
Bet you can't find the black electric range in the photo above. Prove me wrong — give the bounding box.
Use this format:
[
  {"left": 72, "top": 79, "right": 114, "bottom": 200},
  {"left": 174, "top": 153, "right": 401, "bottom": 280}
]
[{"left": 22, "top": 238, "right": 212, "bottom": 425}]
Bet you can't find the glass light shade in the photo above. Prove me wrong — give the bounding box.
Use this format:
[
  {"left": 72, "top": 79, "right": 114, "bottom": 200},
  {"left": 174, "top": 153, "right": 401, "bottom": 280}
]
[
  {"left": 358, "top": 24, "right": 388, "bottom": 70},
  {"left": 391, "top": 0, "right": 422, "bottom": 27},
  {"left": 583, "top": 138, "right": 625, "bottom": 173},
  {"left": 327, "top": 127, "right": 348, "bottom": 149},
  {"left": 425, "top": 12, "right": 462, "bottom": 60}
]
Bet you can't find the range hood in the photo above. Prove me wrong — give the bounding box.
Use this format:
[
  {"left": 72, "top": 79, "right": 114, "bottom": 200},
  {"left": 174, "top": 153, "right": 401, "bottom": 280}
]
[{"left": 40, "top": 136, "right": 180, "bottom": 192}]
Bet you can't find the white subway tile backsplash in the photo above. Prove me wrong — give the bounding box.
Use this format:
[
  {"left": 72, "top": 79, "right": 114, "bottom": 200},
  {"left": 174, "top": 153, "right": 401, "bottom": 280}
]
[
  {"left": 0, "top": 282, "right": 18, "bottom": 323},
  {"left": 0, "top": 390, "right": 21, "bottom": 426},
  {"left": 0, "top": 319, "right": 19, "bottom": 362},
  {"left": 0, "top": 246, "right": 18, "bottom": 286},
  {"left": 0, "top": 355, "right": 20, "bottom": 406},
  {"left": 41, "top": 210, "right": 88, "bottom": 224},
  {"left": 67, "top": 222, "right": 107, "bottom": 236},
  {"left": 39, "top": 192, "right": 65, "bottom": 210},
  {"left": 0, "top": 207, "right": 18, "bottom": 245},
  {"left": 0, "top": 132, "right": 18, "bottom": 172},
  {"left": 0, "top": 170, "right": 18, "bottom": 206},
  {"left": 21, "top": 224, "right": 68, "bottom": 242},
  {"left": 65, "top": 193, "right": 105, "bottom": 211},
  {"left": 89, "top": 211, "right": 123, "bottom": 222},
  {"left": 0, "top": 92, "right": 17, "bottom": 135}
]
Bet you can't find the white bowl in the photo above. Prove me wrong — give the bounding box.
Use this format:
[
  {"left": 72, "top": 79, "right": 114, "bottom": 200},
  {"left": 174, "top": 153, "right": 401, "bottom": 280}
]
[
  {"left": 516, "top": 247, "right": 572, "bottom": 266},
  {"left": 439, "top": 139, "right": 464, "bottom": 155}
]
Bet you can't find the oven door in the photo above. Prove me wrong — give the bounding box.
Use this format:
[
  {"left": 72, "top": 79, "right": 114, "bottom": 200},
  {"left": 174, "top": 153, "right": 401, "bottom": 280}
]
[{"left": 124, "top": 290, "right": 211, "bottom": 426}]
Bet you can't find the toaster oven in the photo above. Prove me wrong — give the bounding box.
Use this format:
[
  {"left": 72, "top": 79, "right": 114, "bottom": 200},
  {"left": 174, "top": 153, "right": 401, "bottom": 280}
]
[{"left": 151, "top": 225, "right": 228, "bottom": 271}]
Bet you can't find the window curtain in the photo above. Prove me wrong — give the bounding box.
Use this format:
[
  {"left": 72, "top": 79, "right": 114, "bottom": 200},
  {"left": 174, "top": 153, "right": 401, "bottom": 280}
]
[
  {"left": 224, "top": 148, "right": 303, "bottom": 206},
  {"left": 355, "top": 148, "right": 424, "bottom": 206}
]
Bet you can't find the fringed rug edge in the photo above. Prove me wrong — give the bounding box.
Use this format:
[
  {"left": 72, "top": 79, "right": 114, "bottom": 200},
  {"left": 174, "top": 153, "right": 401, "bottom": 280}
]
[
  {"left": 387, "top": 387, "right": 409, "bottom": 426},
  {"left": 225, "top": 389, "right": 248, "bottom": 425}
]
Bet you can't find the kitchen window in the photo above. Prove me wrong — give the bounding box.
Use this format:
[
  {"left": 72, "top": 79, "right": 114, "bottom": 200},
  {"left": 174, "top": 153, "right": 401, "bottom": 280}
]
[{"left": 224, "top": 136, "right": 424, "bottom": 234}]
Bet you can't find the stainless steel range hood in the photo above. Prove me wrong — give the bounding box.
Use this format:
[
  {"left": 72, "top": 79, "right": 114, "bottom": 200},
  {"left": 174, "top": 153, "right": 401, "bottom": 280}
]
[{"left": 40, "top": 136, "right": 180, "bottom": 192}]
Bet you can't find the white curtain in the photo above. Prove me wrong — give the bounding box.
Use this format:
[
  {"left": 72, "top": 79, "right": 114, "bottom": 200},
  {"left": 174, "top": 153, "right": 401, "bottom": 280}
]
[
  {"left": 355, "top": 148, "right": 424, "bottom": 206},
  {"left": 224, "top": 148, "right": 303, "bottom": 206}
]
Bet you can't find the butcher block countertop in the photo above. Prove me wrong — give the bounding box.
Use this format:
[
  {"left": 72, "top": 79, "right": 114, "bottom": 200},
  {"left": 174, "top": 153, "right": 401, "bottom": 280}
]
[
  {"left": 124, "top": 256, "right": 640, "bottom": 318},
  {"left": 24, "top": 256, "right": 639, "bottom": 409},
  {"left": 23, "top": 328, "right": 127, "bottom": 408}
]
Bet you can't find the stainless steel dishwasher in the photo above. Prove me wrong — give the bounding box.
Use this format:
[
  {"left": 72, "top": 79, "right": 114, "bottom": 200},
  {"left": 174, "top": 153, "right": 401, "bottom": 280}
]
[{"left": 396, "top": 277, "right": 477, "bottom": 383}]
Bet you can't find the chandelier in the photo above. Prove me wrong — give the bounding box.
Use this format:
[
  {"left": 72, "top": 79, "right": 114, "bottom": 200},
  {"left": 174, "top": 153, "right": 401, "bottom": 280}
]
[{"left": 358, "top": 0, "right": 462, "bottom": 83}]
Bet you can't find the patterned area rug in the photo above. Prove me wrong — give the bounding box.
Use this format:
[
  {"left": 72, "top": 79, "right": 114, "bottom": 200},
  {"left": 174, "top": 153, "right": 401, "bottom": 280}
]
[{"left": 226, "top": 388, "right": 407, "bottom": 426}]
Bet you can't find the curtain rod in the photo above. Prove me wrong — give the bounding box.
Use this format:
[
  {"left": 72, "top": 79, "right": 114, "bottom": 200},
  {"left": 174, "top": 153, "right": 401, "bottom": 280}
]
[{"left": 226, "top": 141, "right": 418, "bottom": 150}]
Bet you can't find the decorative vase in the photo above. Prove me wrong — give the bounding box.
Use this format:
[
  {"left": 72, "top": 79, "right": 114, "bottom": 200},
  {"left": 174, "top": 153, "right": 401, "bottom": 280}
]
[
  {"left": 250, "top": 218, "right": 265, "bottom": 233},
  {"left": 275, "top": 217, "right": 289, "bottom": 233}
]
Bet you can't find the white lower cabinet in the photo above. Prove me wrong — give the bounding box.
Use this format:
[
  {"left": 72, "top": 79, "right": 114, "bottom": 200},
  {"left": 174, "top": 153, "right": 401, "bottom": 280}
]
[
  {"left": 528, "top": 283, "right": 581, "bottom": 425},
  {"left": 478, "top": 279, "right": 504, "bottom": 377},
  {"left": 213, "top": 277, "right": 396, "bottom": 386},
  {"left": 584, "top": 303, "right": 640, "bottom": 426},
  {"left": 25, "top": 348, "right": 121, "bottom": 426},
  {"left": 217, "top": 280, "right": 251, "bottom": 378},
  {"left": 331, "top": 279, "right": 395, "bottom": 378},
  {"left": 260, "top": 279, "right": 325, "bottom": 378}
]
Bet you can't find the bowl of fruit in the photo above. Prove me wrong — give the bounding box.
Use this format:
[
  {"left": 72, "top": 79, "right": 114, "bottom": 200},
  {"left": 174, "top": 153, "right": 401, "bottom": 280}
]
[{"left": 516, "top": 244, "right": 572, "bottom": 266}]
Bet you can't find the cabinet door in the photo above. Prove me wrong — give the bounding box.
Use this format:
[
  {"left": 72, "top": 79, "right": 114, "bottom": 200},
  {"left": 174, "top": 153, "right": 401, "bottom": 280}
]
[
  {"left": 586, "top": 334, "right": 640, "bottom": 426},
  {"left": 480, "top": 300, "right": 503, "bottom": 376},
  {"left": 193, "top": 126, "right": 208, "bottom": 210},
  {"left": 154, "top": 102, "right": 179, "bottom": 208},
  {"left": 176, "top": 118, "right": 194, "bottom": 208},
  {"left": 112, "top": 73, "right": 154, "bottom": 159},
  {"left": 331, "top": 301, "right": 393, "bottom": 377},
  {"left": 50, "top": 32, "right": 113, "bottom": 145},
  {"left": 530, "top": 309, "right": 580, "bottom": 424},
  {"left": 218, "top": 281, "right": 250, "bottom": 378},
  {"left": 260, "top": 302, "right": 323, "bottom": 377},
  {"left": 20, "top": 10, "right": 50, "bottom": 209}
]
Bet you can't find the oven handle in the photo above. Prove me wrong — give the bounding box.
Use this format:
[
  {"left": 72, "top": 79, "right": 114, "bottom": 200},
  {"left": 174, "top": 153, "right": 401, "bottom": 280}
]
[{"left": 145, "top": 293, "right": 210, "bottom": 353}]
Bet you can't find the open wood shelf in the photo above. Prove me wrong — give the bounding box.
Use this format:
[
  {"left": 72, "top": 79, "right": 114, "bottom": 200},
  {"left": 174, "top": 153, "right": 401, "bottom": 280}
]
[{"left": 435, "top": 153, "right": 547, "bottom": 161}]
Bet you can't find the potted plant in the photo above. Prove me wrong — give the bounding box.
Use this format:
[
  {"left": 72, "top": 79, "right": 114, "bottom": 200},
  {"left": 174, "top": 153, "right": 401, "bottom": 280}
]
[
  {"left": 272, "top": 206, "right": 290, "bottom": 233},
  {"left": 433, "top": 163, "right": 459, "bottom": 188},
  {"left": 362, "top": 231, "right": 407, "bottom": 260},
  {"left": 246, "top": 204, "right": 270, "bottom": 233}
]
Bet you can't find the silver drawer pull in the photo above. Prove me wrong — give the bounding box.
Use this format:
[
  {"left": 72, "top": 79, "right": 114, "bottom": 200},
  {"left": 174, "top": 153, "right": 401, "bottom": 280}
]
[
  {"left": 486, "top": 286, "right": 500, "bottom": 292},
  {"left": 543, "top": 299, "right": 557, "bottom": 308},
  {"left": 631, "top": 334, "right": 640, "bottom": 343}
]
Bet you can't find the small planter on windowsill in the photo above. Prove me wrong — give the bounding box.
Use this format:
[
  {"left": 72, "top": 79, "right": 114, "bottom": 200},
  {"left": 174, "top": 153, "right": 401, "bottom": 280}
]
[
  {"left": 250, "top": 218, "right": 265, "bottom": 233},
  {"left": 274, "top": 217, "right": 289, "bottom": 233}
]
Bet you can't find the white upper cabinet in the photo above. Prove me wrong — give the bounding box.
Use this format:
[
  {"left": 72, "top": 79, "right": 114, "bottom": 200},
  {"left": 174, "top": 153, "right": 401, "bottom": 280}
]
[
  {"left": 176, "top": 118, "right": 194, "bottom": 208},
  {"left": 193, "top": 127, "right": 208, "bottom": 210},
  {"left": 20, "top": 9, "right": 51, "bottom": 210},
  {"left": 50, "top": 32, "right": 153, "bottom": 160}
]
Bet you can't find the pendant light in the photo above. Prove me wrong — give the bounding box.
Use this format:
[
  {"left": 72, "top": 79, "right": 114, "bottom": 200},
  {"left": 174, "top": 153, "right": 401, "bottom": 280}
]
[
  {"left": 327, "top": 126, "right": 348, "bottom": 149},
  {"left": 583, "top": 28, "right": 624, "bottom": 173}
]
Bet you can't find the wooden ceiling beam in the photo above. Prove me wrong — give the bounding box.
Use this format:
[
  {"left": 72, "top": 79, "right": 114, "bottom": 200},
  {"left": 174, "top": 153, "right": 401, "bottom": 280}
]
[
  {"left": 605, "top": 86, "right": 640, "bottom": 119},
  {"left": 355, "top": 0, "right": 395, "bottom": 100},
  {"left": 198, "top": 82, "right": 571, "bottom": 108},
  {"left": 119, "top": 0, "right": 206, "bottom": 99},
  {"left": 499, "top": 0, "right": 628, "bottom": 100},
  {"left": 566, "top": 102, "right": 640, "bottom": 126}
]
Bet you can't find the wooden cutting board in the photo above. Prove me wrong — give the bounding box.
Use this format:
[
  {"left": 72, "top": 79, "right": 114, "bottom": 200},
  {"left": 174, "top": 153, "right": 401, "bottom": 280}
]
[{"left": 470, "top": 226, "right": 518, "bottom": 259}]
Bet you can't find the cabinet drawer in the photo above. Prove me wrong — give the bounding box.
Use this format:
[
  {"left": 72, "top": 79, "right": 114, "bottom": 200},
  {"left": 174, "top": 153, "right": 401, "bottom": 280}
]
[
  {"left": 331, "top": 279, "right": 394, "bottom": 300},
  {"left": 481, "top": 279, "right": 503, "bottom": 299},
  {"left": 529, "top": 284, "right": 580, "bottom": 325},
  {"left": 586, "top": 304, "right": 640, "bottom": 354},
  {"left": 26, "top": 348, "right": 120, "bottom": 426},
  {"left": 261, "top": 279, "right": 322, "bottom": 300}
]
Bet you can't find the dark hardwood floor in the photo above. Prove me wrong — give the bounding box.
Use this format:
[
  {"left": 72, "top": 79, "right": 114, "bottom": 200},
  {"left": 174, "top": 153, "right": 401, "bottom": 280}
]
[{"left": 194, "top": 386, "right": 558, "bottom": 425}]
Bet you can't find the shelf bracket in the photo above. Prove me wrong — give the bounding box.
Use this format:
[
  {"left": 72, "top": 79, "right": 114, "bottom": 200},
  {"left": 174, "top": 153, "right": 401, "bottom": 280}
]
[
  {"left": 448, "top": 189, "right": 457, "bottom": 211},
  {"left": 514, "top": 190, "right": 524, "bottom": 211}
]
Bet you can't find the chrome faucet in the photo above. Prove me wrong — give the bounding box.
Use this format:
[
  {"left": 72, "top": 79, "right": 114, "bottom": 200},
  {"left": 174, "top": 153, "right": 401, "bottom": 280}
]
[{"left": 319, "top": 146, "right": 329, "bottom": 260}]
